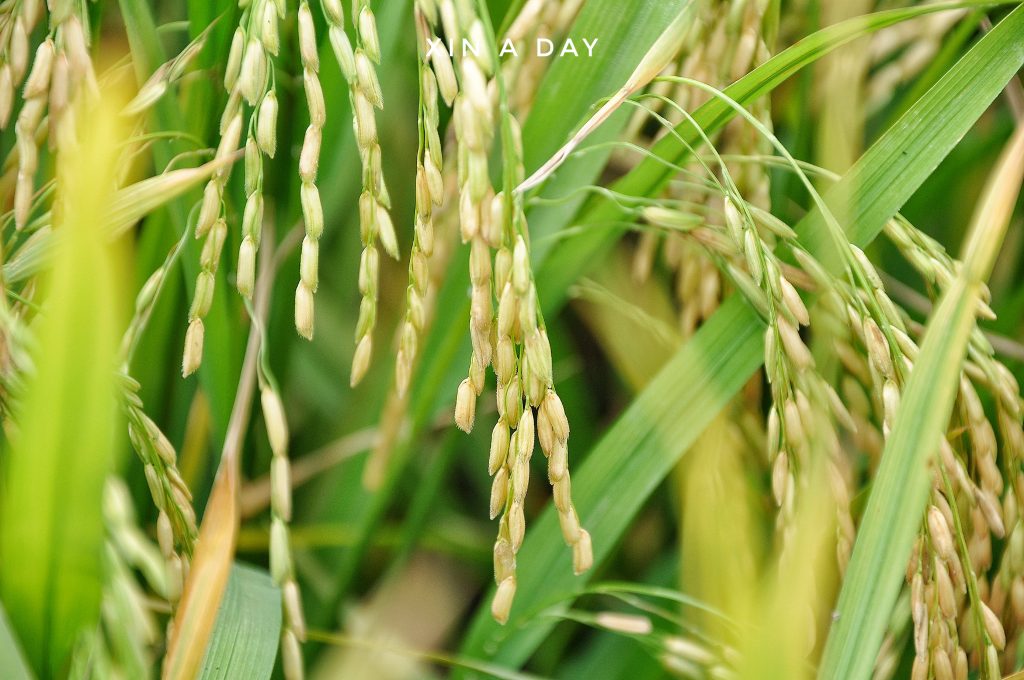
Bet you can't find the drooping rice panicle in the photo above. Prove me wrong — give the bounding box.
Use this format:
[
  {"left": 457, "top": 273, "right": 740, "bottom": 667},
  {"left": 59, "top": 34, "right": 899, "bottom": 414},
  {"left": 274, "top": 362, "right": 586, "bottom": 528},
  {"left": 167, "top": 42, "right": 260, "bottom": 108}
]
[
  {"left": 487, "top": 223, "right": 594, "bottom": 625},
  {"left": 881, "top": 214, "right": 1024, "bottom": 678},
  {"left": 179, "top": 15, "right": 261, "bottom": 376},
  {"left": 393, "top": 0, "right": 449, "bottom": 397},
  {"left": 448, "top": 0, "right": 498, "bottom": 425},
  {"left": 444, "top": 1, "right": 591, "bottom": 623},
  {"left": 182, "top": 109, "right": 240, "bottom": 376},
  {"left": 122, "top": 374, "right": 197, "bottom": 605},
  {"left": 815, "top": 245, "right": 1015, "bottom": 679},
  {"left": 97, "top": 478, "right": 166, "bottom": 676},
  {"left": 447, "top": 0, "right": 495, "bottom": 410},
  {"left": 885, "top": 213, "right": 1024, "bottom": 486},
  {"left": 12, "top": 36, "right": 52, "bottom": 229},
  {"left": 0, "top": 0, "right": 45, "bottom": 130},
  {"left": 645, "top": 143, "right": 1024, "bottom": 675},
  {"left": 318, "top": 0, "right": 395, "bottom": 383},
  {"left": 656, "top": 67, "right": 933, "bottom": 514},
  {"left": 235, "top": 0, "right": 283, "bottom": 302},
  {"left": 183, "top": 0, "right": 279, "bottom": 376},
  {"left": 483, "top": 202, "right": 594, "bottom": 624},
  {"left": 293, "top": 0, "right": 324, "bottom": 341},
  {"left": 628, "top": 0, "right": 773, "bottom": 340},
  {"left": 10, "top": 3, "right": 96, "bottom": 231},
  {"left": 636, "top": 68, "right": 858, "bottom": 584},
  {"left": 745, "top": 156, "right": 1024, "bottom": 674},
  {"left": 119, "top": 245, "right": 199, "bottom": 606},
  {"left": 260, "top": 382, "right": 306, "bottom": 680}
]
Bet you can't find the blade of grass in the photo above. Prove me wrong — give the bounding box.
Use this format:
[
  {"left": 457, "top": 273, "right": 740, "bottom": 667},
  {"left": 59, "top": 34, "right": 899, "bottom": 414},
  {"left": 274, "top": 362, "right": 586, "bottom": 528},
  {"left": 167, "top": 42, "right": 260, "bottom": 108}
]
[
  {"left": 184, "top": 0, "right": 239, "bottom": 146},
  {"left": 884, "top": 9, "right": 987, "bottom": 127},
  {"left": 0, "top": 96, "right": 127, "bottom": 676},
  {"left": 458, "top": 4, "right": 1024, "bottom": 668},
  {"left": 818, "top": 117, "right": 1024, "bottom": 680},
  {"left": 197, "top": 564, "right": 281, "bottom": 680},
  {"left": 0, "top": 603, "right": 33, "bottom": 680}
]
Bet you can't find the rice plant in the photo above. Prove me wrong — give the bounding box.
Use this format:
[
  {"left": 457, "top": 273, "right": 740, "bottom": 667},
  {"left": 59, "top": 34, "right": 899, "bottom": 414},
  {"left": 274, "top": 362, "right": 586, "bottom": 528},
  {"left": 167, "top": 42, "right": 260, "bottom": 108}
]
[{"left": 0, "top": 0, "right": 1023, "bottom": 678}]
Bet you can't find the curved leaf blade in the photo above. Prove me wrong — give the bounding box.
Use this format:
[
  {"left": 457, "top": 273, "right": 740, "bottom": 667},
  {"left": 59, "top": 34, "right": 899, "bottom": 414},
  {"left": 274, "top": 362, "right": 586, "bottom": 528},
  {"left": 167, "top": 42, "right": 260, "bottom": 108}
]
[
  {"left": 198, "top": 564, "right": 281, "bottom": 680},
  {"left": 0, "top": 603, "right": 33, "bottom": 680}
]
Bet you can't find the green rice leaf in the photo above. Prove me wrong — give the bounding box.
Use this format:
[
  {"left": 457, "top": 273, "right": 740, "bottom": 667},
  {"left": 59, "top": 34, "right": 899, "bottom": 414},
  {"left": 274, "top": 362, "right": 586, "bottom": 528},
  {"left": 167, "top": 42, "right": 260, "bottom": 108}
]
[
  {"left": 198, "top": 564, "right": 281, "bottom": 680},
  {"left": 458, "top": 4, "right": 1024, "bottom": 668},
  {"left": 0, "top": 603, "right": 33, "bottom": 680},
  {"left": 0, "top": 101, "right": 126, "bottom": 676}
]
